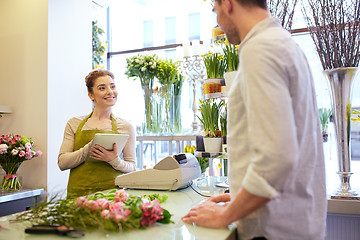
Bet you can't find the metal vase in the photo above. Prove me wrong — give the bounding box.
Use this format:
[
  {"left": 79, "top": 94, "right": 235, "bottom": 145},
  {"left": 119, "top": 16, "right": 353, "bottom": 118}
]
[{"left": 323, "top": 67, "right": 359, "bottom": 197}]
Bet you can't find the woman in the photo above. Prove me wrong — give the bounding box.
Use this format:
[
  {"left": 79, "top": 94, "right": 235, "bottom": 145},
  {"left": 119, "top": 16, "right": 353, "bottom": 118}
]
[{"left": 58, "top": 69, "right": 136, "bottom": 198}]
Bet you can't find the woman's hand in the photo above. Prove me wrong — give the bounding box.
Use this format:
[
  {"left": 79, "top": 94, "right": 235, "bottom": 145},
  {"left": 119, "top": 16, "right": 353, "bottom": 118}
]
[{"left": 89, "top": 143, "right": 118, "bottom": 162}]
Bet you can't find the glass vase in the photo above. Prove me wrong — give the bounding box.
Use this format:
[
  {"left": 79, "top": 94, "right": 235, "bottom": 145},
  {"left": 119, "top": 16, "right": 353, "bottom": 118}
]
[
  {"left": 141, "top": 84, "right": 154, "bottom": 135},
  {"left": 160, "top": 84, "right": 174, "bottom": 134},
  {"left": 0, "top": 161, "right": 22, "bottom": 191}
]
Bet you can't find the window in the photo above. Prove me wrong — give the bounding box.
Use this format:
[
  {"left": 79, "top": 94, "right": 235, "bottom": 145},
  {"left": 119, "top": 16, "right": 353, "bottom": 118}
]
[{"left": 101, "top": 0, "right": 360, "bottom": 190}]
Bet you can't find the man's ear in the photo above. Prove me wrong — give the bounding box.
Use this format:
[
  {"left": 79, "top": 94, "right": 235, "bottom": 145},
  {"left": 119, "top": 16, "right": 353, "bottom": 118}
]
[{"left": 223, "top": 0, "right": 233, "bottom": 14}]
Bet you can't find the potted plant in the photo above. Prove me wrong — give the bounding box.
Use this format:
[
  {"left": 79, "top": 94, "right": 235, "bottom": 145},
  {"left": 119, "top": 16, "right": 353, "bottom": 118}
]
[
  {"left": 222, "top": 42, "right": 239, "bottom": 91},
  {"left": 197, "top": 99, "right": 224, "bottom": 153},
  {"left": 318, "top": 108, "right": 332, "bottom": 142},
  {"left": 202, "top": 51, "right": 226, "bottom": 95}
]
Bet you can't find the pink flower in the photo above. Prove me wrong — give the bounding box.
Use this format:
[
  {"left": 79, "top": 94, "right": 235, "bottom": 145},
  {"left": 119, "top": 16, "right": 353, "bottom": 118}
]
[
  {"left": 96, "top": 198, "right": 109, "bottom": 209},
  {"left": 35, "top": 151, "right": 42, "bottom": 157},
  {"left": 75, "top": 196, "right": 88, "bottom": 208},
  {"left": 25, "top": 151, "right": 33, "bottom": 160},
  {"left": 25, "top": 142, "right": 32, "bottom": 151},
  {"left": 114, "top": 189, "right": 129, "bottom": 202},
  {"left": 18, "top": 150, "right": 25, "bottom": 158},
  {"left": 109, "top": 201, "right": 124, "bottom": 212},
  {"left": 84, "top": 200, "right": 99, "bottom": 211},
  {"left": 9, "top": 139, "right": 16, "bottom": 146},
  {"left": 100, "top": 209, "right": 111, "bottom": 219},
  {"left": 140, "top": 199, "right": 164, "bottom": 226},
  {"left": 0, "top": 144, "right": 8, "bottom": 154},
  {"left": 2, "top": 135, "right": 10, "bottom": 140},
  {"left": 14, "top": 135, "right": 22, "bottom": 141}
]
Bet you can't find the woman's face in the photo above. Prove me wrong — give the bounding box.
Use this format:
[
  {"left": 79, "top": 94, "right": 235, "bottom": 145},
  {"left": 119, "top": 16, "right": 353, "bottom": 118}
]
[{"left": 88, "top": 75, "right": 118, "bottom": 108}]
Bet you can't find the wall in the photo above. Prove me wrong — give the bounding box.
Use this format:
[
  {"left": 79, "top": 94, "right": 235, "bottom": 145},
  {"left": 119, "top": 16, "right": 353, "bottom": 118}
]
[
  {"left": 0, "top": 0, "right": 92, "bottom": 196},
  {"left": 47, "top": 0, "right": 92, "bottom": 197},
  {"left": 0, "top": 0, "right": 48, "bottom": 190}
]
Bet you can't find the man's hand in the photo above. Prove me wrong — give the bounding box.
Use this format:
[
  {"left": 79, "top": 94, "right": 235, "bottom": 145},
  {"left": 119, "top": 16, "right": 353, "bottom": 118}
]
[
  {"left": 182, "top": 198, "right": 230, "bottom": 228},
  {"left": 89, "top": 143, "right": 118, "bottom": 162}
]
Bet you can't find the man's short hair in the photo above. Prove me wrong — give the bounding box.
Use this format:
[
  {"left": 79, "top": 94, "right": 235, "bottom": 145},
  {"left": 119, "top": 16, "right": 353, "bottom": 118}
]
[{"left": 216, "top": 0, "right": 267, "bottom": 10}]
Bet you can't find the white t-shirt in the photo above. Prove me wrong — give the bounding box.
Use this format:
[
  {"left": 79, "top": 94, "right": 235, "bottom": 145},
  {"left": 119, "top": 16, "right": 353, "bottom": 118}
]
[{"left": 227, "top": 17, "right": 327, "bottom": 240}]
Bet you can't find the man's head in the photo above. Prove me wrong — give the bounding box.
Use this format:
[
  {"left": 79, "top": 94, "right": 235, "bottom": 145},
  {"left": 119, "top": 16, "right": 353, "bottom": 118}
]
[{"left": 213, "top": 0, "right": 268, "bottom": 44}]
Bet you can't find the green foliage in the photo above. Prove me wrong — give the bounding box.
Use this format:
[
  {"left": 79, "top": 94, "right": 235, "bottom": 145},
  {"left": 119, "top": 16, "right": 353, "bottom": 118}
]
[
  {"left": 197, "top": 99, "right": 224, "bottom": 137},
  {"left": 197, "top": 157, "right": 209, "bottom": 173},
  {"left": 318, "top": 108, "right": 332, "bottom": 132},
  {"left": 156, "top": 59, "right": 179, "bottom": 85},
  {"left": 203, "top": 51, "right": 227, "bottom": 79},
  {"left": 92, "top": 20, "right": 107, "bottom": 69},
  {"left": 222, "top": 43, "right": 239, "bottom": 72}
]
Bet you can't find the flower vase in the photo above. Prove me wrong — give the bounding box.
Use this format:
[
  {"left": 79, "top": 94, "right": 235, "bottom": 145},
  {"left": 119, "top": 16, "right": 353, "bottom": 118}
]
[
  {"left": 160, "top": 84, "right": 174, "bottom": 133},
  {"left": 141, "top": 84, "right": 154, "bottom": 134},
  {"left": 173, "top": 93, "right": 182, "bottom": 133},
  {"left": 0, "top": 160, "right": 22, "bottom": 191},
  {"left": 323, "top": 67, "right": 359, "bottom": 198}
]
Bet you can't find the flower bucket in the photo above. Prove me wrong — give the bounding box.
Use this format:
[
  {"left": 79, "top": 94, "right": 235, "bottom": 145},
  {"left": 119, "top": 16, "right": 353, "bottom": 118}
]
[{"left": 203, "top": 137, "right": 222, "bottom": 153}]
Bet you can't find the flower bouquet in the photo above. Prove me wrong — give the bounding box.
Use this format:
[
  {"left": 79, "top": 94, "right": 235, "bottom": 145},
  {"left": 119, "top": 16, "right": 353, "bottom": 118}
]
[
  {"left": 125, "top": 54, "right": 159, "bottom": 134},
  {"left": 17, "top": 189, "right": 173, "bottom": 232},
  {"left": 0, "top": 134, "right": 42, "bottom": 191}
]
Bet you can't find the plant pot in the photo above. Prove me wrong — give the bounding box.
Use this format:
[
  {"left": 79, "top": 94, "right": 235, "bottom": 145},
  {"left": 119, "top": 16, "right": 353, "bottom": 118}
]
[
  {"left": 203, "top": 137, "right": 223, "bottom": 153},
  {"left": 224, "top": 71, "right": 237, "bottom": 92},
  {"left": 196, "top": 136, "right": 205, "bottom": 152},
  {"left": 203, "top": 78, "right": 222, "bottom": 95}
]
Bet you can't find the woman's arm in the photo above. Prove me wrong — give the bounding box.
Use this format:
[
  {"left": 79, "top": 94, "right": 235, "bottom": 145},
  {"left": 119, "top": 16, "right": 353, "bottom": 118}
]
[
  {"left": 58, "top": 119, "right": 90, "bottom": 170},
  {"left": 108, "top": 118, "right": 137, "bottom": 172}
]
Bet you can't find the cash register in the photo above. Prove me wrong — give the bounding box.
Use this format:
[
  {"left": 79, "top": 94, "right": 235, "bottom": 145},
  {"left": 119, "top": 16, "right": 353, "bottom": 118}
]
[{"left": 115, "top": 153, "right": 201, "bottom": 191}]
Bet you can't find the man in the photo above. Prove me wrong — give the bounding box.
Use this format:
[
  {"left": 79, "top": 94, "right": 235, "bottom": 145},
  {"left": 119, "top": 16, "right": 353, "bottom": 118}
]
[{"left": 182, "top": 0, "right": 327, "bottom": 239}]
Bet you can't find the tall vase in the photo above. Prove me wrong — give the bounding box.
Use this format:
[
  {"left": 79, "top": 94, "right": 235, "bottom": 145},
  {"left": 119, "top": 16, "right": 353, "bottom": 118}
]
[
  {"left": 142, "top": 84, "right": 154, "bottom": 135},
  {"left": 160, "top": 84, "right": 174, "bottom": 134},
  {"left": 323, "top": 67, "right": 359, "bottom": 198}
]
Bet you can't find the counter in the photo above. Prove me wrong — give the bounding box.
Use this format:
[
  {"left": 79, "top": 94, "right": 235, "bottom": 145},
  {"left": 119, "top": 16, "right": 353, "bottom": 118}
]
[
  {"left": 0, "top": 177, "right": 236, "bottom": 240},
  {"left": 0, "top": 189, "right": 44, "bottom": 217}
]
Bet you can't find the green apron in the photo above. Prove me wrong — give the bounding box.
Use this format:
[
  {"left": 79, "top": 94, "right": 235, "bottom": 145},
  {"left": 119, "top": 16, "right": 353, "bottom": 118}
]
[{"left": 67, "top": 113, "right": 123, "bottom": 199}]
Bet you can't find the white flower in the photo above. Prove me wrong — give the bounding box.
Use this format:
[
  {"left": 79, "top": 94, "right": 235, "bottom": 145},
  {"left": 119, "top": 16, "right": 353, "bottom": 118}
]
[
  {"left": 141, "top": 67, "right": 146, "bottom": 71},
  {"left": 135, "top": 59, "right": 140, "bottom": 63},
  {"left": 11, "top": 149, "right": 19, "bottom": 156}
]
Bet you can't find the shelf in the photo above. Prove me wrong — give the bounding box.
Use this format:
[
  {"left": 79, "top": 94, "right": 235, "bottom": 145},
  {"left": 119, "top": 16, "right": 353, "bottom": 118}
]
[
  {"left": 204, "top": 92, "right": 228, "bottom": 99},
  {"left": 195, "top": 151, "right": 227, "bottom": 158},
  {"left": 0, "top": 105, "right": 12, "bottom": 114},
  {"left": 211, "top": 34, "right": 227, "bottom": 44}
]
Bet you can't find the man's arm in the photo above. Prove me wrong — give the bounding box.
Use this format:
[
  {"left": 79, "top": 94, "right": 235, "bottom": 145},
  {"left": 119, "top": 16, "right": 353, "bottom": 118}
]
[{"left": 182, "top": 188, "right": 270, "bottom": 228}]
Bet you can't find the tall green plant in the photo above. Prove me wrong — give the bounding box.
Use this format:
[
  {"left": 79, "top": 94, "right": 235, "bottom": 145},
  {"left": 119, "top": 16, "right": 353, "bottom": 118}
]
[
  {"left": 203, "top": 52, "right": 226, "bottom": 79},
  {"left": 197, "top": 99, "right": 224, "bottom": 137},
  {"left": 92, "top": 20, "right": 107, "bottom": 69},
  {"left": 222, "top": 43, "right": 239, "bottom": 72}
]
